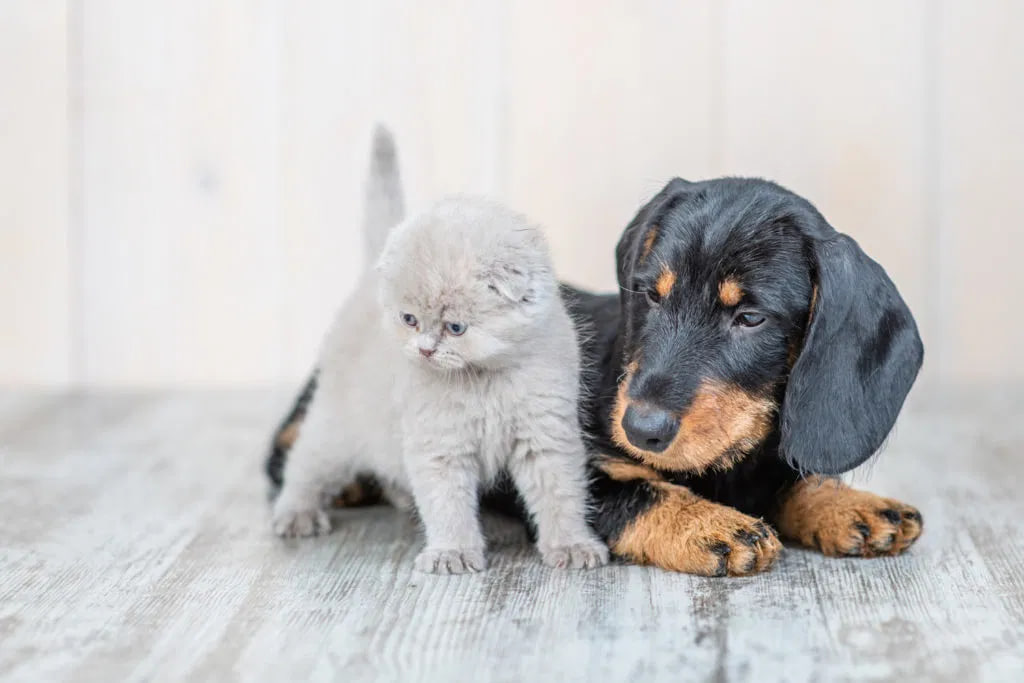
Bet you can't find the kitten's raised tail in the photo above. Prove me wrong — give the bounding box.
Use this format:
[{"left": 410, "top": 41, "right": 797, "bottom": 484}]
[{"left": 363, "top": 124, "right": 405, "bottom": 263}]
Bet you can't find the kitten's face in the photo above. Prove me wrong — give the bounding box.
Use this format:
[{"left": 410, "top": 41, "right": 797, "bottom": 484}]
[
  {"left": 386, "top": 284, "right": 524, "bottom": 371},
  {"left": 377, "top": 198, "right": 556, "bottom": 373}
]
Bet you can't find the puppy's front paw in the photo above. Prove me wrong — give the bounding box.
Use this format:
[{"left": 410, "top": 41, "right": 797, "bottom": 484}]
[
  {"left": 272, "top": 503, "right": 331, "bottom": 538},
  {"left": 414, "top": 548, "right": 487, "bottom": 574},
  {"left": 540, "top": 538, "right": 609, "bottom": 570},
  {"left": 612, "top": 483, "right": 782, "bottom": 576},
  {"left": 777, "top": 477, "right": 923, "bottom": 557}
]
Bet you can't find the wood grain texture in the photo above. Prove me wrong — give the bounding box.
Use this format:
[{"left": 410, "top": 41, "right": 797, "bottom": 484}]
[
  {"left": 1, "top": 390, "right": 1022, "bottom": 681},
  {"left": 0, "top": 2, "right": 71, "bottom": 385}
]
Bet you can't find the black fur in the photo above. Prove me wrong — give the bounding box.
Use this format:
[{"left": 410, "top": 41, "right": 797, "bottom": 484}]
[
  {"left": 265, "top": 371, "right": 317, "bottom": 488},
  {"left": 780, "top": 232, "right": 924, "bottom": 474},
  {"left": 572, "top": 178, "right": 922, "bottom": 531},
  {"left": 586, "top": 469, "right": 663, "bottom": 545}
]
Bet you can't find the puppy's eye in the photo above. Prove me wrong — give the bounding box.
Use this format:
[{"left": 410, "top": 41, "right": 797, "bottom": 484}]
[
  {"left": 644, "top": 287, "right": 662, "bottom": 306},
  {"left": 445, "top": 322, "right": 467, "bottom": 336},
  {"left": 401, "top": 313, "right": 418, "bottom": 327},
  {"left": 734, "top": 312, "right": 766, "bottom": 328}
]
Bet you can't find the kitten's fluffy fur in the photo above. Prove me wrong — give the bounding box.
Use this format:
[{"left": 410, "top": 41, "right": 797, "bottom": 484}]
[{"left": 271, "top": 129, "right": 606, "bottom": 573}]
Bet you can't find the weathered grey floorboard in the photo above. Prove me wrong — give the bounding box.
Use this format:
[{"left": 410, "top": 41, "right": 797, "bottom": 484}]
[{"left": 0, "top": 389, "right": 1022, "bottom": 682}]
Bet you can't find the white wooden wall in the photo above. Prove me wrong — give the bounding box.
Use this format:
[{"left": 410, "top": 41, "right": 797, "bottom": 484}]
[{"left": 2, "top": 1, "right": 1022, "bottom": 388}]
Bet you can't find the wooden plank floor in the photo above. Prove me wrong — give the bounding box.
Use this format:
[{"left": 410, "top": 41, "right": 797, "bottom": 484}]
[{"left": 1, "top": 389, "right": 1022, "bottom": 682}]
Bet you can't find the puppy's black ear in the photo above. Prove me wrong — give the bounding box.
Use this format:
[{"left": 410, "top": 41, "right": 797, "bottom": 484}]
[
  {"left": 615, "top": 178, "right": 692, "bottom": 288},
  {"left": 781, "top": 234, "right": 924, "bottom": 475}
]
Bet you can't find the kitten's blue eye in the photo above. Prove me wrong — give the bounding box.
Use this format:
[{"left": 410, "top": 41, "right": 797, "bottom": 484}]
[
  {"left": 401, "top": 313, "right": 418, "bottom": 327},
  {"left": 445, "top": 322, "right": 467, "bottom": 336}
]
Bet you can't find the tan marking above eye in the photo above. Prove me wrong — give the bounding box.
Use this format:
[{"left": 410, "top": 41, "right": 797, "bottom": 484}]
[
  {"left": 640, "top": 225, "right": 659, "bottom": 262},
  {"left": 718, "top": 278, "right": 744, "bottom": 307},
  {"left": 610, "top": 365, "right": 775, "bottom": 473},
  {"left": 655, "top": 266, "right": 677, "bottom": 299}
]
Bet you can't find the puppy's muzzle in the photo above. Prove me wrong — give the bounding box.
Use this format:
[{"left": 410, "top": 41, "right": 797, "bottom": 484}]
[{"left": 621, "top": 403, "right": 679, "bottom": 452}]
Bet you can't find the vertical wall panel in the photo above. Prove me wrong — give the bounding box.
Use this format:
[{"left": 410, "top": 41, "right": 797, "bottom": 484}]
[
  {"left": 1, "top": 1, "right": 1023, "bottom": 387},
  {"left": 0, "top": 3, "right": 70, "bottom": 385},
  {"left": 719, "top": 0, "right": 933, "bottom": 381},
  {"left": 277, "top": 0, "right": 505, "bottom": 380},
  {"left": 78, "top": 1, "right": 282, "bottom": 386},
  {"left": 503, "top": 1, "right": 717, "bottom": 292},
  {"left": 937, "top": 1, "right": 1024, "bottom": 382}
]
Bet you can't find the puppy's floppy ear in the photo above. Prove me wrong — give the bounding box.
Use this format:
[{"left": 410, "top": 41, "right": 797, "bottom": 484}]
[{"left": 781, "top": 234, "right": 924, "bottom": 475}]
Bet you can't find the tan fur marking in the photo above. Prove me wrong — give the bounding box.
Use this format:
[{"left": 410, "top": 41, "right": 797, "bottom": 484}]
[
  {"left": 276, "top": 420, "right": 301, "bottom": 450},
  {"left": 807, "top": 284, "right": 819, "bottom": 325},
  {"left": 640, "top": 225, "right": 659, "bottom": 262},
  {"left": 610, "top": 366, "right": 776, "bottom": 473},
  {"left": 332, "top": 481, "right": 381, "bottom": 508},
  {"left": 612, "top": 482, "right": 781, "bottom": 575},
  {"left": 788, "top": 285, "right": 821, "bottom": 368},
  {"left": 598, "top": 456, "right": 663, "bottom": 483},
  {"left": 776, "top": 476, "right": 923, "bottom": 557},
  {"left": 787, "top": 340, "right": 800, "bottom": 369},
  {"left": 718, "top": 278, "right": 743, "bottom": 307},
  {"left": 655, "top": 266, "right": 677, "bottom": 299}
]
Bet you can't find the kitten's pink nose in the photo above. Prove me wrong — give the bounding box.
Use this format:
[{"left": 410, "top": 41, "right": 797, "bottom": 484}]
[{"left": 418, "top": 347, "right": 435, "bottom": 358}]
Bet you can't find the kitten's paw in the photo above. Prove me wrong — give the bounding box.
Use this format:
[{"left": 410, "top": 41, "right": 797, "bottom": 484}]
[
  {"left": 414, "top": 547, "right": 487, "bottom": 574},
  {"left": 540, "top": 538, "right": 610, "bottom": 570},
  {"left": 272, "top": 503, "right": 331, "bottom": 538}
]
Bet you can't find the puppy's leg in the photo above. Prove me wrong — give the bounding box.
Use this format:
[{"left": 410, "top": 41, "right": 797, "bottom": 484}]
[
  {"left": 774, "top": 476, "right": 923, "bottom": 557},
  {"left": 590, "top": 458, "right": 781, "bottom": 576},
  {"left": 512, "top": 419, "right": 608, "bottom": 569},
  {"left": 271, "top": 409, "right": 353, "bottom": 538},
  {"left": 405, "top": 449, "right": 487, "bottom": 574}
]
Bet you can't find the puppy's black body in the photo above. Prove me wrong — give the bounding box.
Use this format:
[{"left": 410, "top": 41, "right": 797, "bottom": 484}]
[{"left": 267, "top": 177, "right": 926, "bottom": 576}]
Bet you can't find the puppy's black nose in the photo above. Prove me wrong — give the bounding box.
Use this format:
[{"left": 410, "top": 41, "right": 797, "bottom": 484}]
[{"left": 622, "top": 404, "right": 679, "bottom": 452}]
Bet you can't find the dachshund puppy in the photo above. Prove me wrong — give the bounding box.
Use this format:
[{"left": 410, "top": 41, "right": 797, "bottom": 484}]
[{"left": 575, "top": 176, "right": 924, "bottom": 575}]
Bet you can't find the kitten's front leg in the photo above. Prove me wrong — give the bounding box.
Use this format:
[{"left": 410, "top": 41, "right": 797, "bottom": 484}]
[
  {"left": 405, "top": 448, "right": 487, "bottom": 574},
  {"left": 511, "top": 432, "right": 609, "bottom": 570}
]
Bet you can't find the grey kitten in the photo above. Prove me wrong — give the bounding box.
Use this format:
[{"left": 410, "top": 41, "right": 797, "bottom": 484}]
[
  {"left": 271, "top": 191, "right": 607, "bottom": 573},
  {"left": 376, "top": 197, "right": 608, "bottom": 573}
]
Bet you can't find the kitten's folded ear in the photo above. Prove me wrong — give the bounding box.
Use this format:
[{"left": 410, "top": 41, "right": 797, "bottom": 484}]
[{"left": 487, "top": 263, "right": 538, "bottom": 304}]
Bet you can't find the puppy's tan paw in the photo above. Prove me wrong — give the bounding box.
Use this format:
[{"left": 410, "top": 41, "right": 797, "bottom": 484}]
[
  {"left": 272, "top": 504, "right": 331, "bottom": 538},
  {"left": 777, "top": 477, "right": 923, "bottom": 557},
  {"left": 612, "top": 482, "right": 782, "bottom": 576},
  {"left": 414, "top": 548, "right": 487, "bottom": 574},
  {"left": 540, "top": 538, "right": 609, "bottom": 570}
]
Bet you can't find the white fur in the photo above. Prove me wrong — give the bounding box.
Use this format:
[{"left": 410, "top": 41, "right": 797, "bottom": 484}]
[
  {"left": 377, "top": 197, "right": 607, "bottom": 573},
  {"left": 271, "top": 133, "right": 605, "bottom": 572}
]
